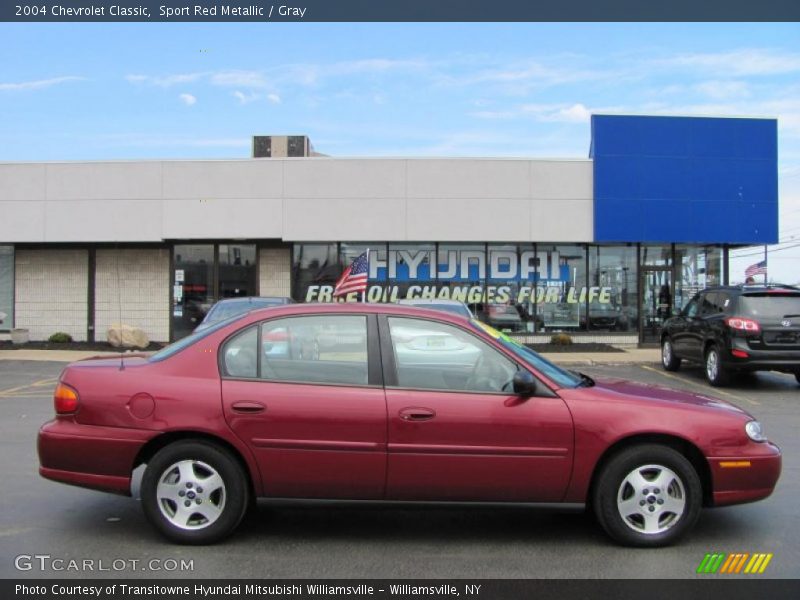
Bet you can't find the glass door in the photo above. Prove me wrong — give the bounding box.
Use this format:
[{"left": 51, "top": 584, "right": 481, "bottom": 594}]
[
  {"left": 172, "top": 244, "right": 214, "bottom": 340},
  {"left": 640, "top": 268, "right": 672, "bottom": 344}
]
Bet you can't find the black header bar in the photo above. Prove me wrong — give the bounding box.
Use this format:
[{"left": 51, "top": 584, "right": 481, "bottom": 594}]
[{"left": 2, "top": 1, "right": 800, "bottom": 22}]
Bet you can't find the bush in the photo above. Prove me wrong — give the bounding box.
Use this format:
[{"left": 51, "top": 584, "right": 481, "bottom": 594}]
[
  {"left": 48, "top": 332, "right": 73, "bottom": 343},
  {"left": 550, "top": 333, "right": 573, "bottom": 346}
]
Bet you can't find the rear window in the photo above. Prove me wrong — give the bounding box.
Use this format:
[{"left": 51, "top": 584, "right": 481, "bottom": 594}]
[{"left": 739, "top": 293, "right": 800, "bottom": 319}]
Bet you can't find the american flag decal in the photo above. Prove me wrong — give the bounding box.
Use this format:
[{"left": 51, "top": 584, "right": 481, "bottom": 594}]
[{"left": 334, "top": 250, "right": 370, "bottom": 297}]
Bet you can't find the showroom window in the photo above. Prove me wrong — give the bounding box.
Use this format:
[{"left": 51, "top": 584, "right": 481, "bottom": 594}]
[
  {"left": 293, "top": 243, "right": 339, "bottom": 303},
  {"left": 485, "top": 244, "right": 534, "bottom": 333},
  {"left": 0, "top": 246, "right": 13, "bottom": 331},
  {"left": 536, "top": 244, "right": 587, "bottom": 332},
  {"left": 260, "top": 315, "right": 369, "bottom": 386},
  {"left": 388, "top": 243, "right": 436, "bottom": 304},
  {"left": 675, "top": 245, "right": 723, "bottom": 311},
  {"left": 588, "top": 245, "right": 638, "bottom": 332},
  {"left": 437, "top": 244, "right": 486, "bottom": 315}
]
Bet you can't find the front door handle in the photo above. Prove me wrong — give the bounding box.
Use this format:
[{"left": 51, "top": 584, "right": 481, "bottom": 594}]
[
  {"left": 399, "top": 407, "right": 436, "bottom": 421},
  {"left": 231, "top": 401, "right": 266, "bottom": 414}
]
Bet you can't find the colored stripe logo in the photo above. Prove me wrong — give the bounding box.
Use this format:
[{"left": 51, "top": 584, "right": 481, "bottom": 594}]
[{"left": 697, "top": 553, "right": 773, "bottom": 574}]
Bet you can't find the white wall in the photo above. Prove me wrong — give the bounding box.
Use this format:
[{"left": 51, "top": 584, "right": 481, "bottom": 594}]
[
  {"left": 95, "top": 248, "right": 170, "bottom": 343},
  {"left": 0, "top": 158, "right": 594, "bottom": 244},
  {"left": 14, "top": 249, "right": 88, "bottom": 341}
]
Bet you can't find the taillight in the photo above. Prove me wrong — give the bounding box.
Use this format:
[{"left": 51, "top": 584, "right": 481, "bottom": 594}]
[
  {"left": 54, "top": 382, "right": 79, "bottom": 414},
  {"left": 725, "top": 316, "right": 760, "bottom": 333}
]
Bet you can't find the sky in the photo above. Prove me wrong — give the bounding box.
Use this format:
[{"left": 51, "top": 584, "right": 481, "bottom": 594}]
[{"left": 1, "top": 22, "right": 799, "bottom": 282}]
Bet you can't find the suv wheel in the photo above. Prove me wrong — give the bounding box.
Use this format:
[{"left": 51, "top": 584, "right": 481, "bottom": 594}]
[
  {"left": 593, "top": 444, "right": 702, "bottom": 547},
  {"left": 141, "top": 440, "right": 249, "bottom": 544},
  {"left": 705, "top": 345, "right": 730, "bottom": 387},
  {"left": 661, "top": 337, "right": 681, "bottom": 371}
]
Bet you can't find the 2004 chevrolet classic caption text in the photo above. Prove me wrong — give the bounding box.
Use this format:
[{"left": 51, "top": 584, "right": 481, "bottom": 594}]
[
  {"left": 15, "top": 584, "right": 478, "bottom": 596},
  {"left": 13, "top": 5, "right": 308, "bottom": 19}
]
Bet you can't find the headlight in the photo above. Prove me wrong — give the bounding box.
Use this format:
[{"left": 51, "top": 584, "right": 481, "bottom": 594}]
[{"left": 745, "top": 420, "right": 767, "bottom": 442}]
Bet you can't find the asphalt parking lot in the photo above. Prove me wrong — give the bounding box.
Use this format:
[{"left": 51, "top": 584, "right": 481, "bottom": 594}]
[{"left": 0, "top": 359, "right": 797, "bottom": 579}]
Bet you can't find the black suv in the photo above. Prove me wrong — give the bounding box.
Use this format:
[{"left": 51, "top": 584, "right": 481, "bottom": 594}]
[{"left": 661, "top": 284, "right": 800, "bottom": 386}]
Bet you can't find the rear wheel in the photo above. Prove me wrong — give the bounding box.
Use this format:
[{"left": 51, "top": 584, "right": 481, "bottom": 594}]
[
  {"left": 593, "top": 444, "right": 702, "bottom": 547},
  {"left": 705, "top": 345, "right": 730, "bottom": 387},
  {"left": 661, "top": 337, "right": 681, "bottom": 371},
  {"left": 141, "top": 440, "right": 249, "bottom": 544}
]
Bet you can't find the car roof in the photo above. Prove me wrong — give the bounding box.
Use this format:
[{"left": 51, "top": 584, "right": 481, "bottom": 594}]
[
  {"left": 240, "top": 302, "right": 476, "bottom": 325},
  {"left": 214, "top": 296, "right": 291, "bottom": 305}
]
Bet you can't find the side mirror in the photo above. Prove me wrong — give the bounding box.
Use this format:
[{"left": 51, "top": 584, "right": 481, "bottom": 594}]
[{"left": 513, "top": 370, "right": 537, "bottom": 397}]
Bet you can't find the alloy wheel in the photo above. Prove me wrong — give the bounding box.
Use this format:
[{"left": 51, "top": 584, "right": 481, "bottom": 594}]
[
  {"left": 616, "top": 464, "right": 686, "bottom": 535},
  {"left": 156, "top": 460, "right": 226, "bottom": 530}
]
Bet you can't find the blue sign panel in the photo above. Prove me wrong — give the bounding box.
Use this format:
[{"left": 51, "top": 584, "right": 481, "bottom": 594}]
[{"left": 591, "top": 115, "right": 778, "bottom": 244}]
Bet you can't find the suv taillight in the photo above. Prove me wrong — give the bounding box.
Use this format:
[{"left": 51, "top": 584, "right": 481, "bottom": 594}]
[
  {"left": 54, "top": 382, "right": 79, "bottom": 414},
  {"left": 724, "top": 316, "right": 760, "bottom": 333}
]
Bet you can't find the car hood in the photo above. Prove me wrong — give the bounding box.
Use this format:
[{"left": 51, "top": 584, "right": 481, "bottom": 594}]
[{"left": 587, "top": 377, "right": 752, "bottom": 417}]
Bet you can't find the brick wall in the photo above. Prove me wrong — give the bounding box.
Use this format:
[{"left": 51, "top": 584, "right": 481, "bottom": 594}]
[
  {"left": 15, "top": 249, "right": 88, "bottom": 341},
  {"left": 95, "top": 248, "right": 170, "bottom": 343},
  {"left": 259, "top": 247, "right": 292, "bottom": 298}
]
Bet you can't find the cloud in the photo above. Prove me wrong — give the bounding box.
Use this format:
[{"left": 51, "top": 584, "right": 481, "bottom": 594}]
[
  {"left": 211, "top": 70, "right": 269, "bottom": 88},
  {"left": 125, "top": 72, "right": 205, "bottom": 87},
  {"left": 0, "top": 76, "right": 84, "bottom": 91},
  {"left": 267, "top": 93, "right": 281, "bottom": 104},
  {"left": 179, "top": 93, "right": 196, "bottom": 106},
  {"left": 657, "top": 49, "right": 800, "bottom": 77},
  {"left": 232, "top": 90, "right": 259, "bottom": 104},
  {"left": 693, "top": 80, "right": 751, "bottom": 99},
  {"left": 471, "top": 102, "right": 603, "bottom": 124}
]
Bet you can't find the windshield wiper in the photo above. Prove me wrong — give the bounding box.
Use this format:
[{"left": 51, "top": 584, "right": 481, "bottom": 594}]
[{"left": 569, "top": 370, "right": 595, "bottom": 387}]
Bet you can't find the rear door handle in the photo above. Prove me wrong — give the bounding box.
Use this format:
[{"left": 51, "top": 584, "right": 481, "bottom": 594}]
[
  {"left": 399, "top": 407, "right": 436, "bottom": 421},
  {"left": 231, "top": 401, "right": 266, "bottom": 414}
]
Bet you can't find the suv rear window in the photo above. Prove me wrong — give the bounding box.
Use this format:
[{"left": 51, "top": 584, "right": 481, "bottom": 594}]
[{"left": 738, "top": 293, "right": 800, "bottom": 319}]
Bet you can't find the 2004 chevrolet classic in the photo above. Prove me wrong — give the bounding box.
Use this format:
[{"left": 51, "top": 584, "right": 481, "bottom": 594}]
[{"left": 38, "top": 304, "right": 781, "bottom": 546}]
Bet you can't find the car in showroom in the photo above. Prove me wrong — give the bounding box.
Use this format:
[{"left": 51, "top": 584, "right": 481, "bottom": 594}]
[
  {"left": 38, "top": 304, "right": 781, "bottom": 547},
  {"left": 661, "top": 284, "right": 800, "bottom": 386}
]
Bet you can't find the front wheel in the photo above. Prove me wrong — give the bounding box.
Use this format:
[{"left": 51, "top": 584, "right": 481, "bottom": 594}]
[
  {"left": 661, "top": 337, "right": 681, "bottom": 371},
  {"left": 593, "top": 444, "right": 702, "bottom": 547},
  {"left": 705, "top": 345, "right": 730, "bottom": 387},
  {"left": 141, "top": 441, "right": 249, "bottom": 544}
]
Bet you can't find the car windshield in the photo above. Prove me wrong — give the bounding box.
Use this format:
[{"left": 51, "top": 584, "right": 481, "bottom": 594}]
[
  {"left": 207, "top": 299, "right": 281, "bottom": 323},
  {"left": 469, "top": 320, "right": 583, "bottom": 388},
  {"left": 739, "top": 293, "right": 800, "bottom": 319},
  {"left": 150, "top": 314, "right": 248, "bottom": 362}
]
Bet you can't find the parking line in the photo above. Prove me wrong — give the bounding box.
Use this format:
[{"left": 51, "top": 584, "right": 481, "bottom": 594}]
[
  {"left": 639, "top": 365, "right": 760, "bottom": 406},
  {"left": 0, "top": 377, "right": 58, "bottom": 398}
]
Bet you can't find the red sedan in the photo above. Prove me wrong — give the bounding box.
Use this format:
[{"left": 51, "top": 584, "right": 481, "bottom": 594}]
[{"left": 38, "top": 304, "right": 781, "bottom": 547}]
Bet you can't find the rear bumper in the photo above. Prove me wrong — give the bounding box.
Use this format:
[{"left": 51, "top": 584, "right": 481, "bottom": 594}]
[
  {"left": 709, "top": 443, "right": 782, "bottom": 507},
  {"left": 38, "top": 419, "right": 156, "bottom": 496},
  {"left": 726, "top": 341, "right": 800, "bottom": 372}
]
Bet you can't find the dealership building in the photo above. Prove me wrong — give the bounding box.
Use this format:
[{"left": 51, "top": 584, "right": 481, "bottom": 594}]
[{"left": 0, "top": 114, "right": 779, "bottom": 345}]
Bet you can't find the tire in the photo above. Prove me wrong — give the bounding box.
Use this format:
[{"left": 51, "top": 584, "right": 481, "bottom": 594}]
[
  {"left": 704, "top": 345, "right": 730, "bottom": 387},
  {"left": 141, "top": 440, "right": 249, "bottom": 544},
  {"left": 661, "top": 337, "right": 681, "bottom": 372},
  {"left": 592, "top": 444, "right": 702, "bottom": 547}
]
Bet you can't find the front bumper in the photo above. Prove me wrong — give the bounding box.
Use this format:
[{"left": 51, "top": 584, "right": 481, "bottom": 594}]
[
  {"left": 708, "top": 442, "right": 782, "bottom": 507},
  {"left": 38, "top": 418, "right": 156, "bottom": 495}
]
